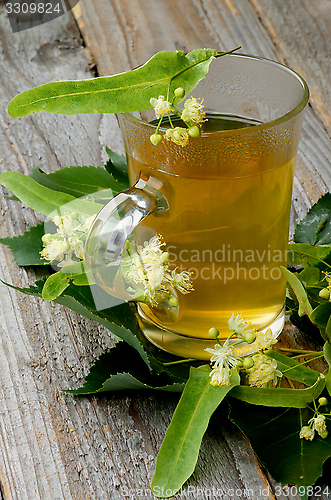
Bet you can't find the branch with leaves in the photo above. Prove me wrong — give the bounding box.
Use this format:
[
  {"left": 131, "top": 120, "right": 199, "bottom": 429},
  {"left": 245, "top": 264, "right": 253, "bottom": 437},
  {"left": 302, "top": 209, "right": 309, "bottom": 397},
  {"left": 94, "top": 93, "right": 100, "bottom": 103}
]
[{"left": 2, "top": 149, "right": 331, "bottom": 498}]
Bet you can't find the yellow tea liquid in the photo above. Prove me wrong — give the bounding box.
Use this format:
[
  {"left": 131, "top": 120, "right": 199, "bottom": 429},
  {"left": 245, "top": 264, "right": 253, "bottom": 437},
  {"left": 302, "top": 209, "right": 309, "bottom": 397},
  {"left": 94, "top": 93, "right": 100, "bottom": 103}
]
[{"left": 127, "top": 116, "right": 294, "bottom": 354}]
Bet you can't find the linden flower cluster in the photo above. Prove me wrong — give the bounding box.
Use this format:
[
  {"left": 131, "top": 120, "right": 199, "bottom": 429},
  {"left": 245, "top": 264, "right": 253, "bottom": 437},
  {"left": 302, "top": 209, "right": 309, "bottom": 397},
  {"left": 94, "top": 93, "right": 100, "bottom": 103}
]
[
  {"left": 300, "top": 397, "right": 330, "bottom": 441},
  {"left": 124, "top": 235, "right": 194, "bottom": 306},
  {"left": 149, "top": 88, "right": 206, "bottom": 148},
  {"left": 205, "top": 313, "right": 281, "bottom": 388},
  {"left": 40, "top": 212, "right": 96, "bottom": 268}
]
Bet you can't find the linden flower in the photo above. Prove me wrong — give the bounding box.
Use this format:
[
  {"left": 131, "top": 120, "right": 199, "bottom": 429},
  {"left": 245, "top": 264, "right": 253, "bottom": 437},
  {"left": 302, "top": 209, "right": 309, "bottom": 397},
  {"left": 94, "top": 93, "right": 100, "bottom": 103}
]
[
  {"left": 247, "top": 353, "right": 282, "bottom": 388},
  {"left": 40, "top": 212, "right": 95, "bottom": 268},
  {"left": 209, "top": 366, "right": 232, "bottom": 387},
  {"left": 165, "top": 127, "right": 189, "bottom": 147},
  {"left": 54, "top": 213, "right": 80, "bottom": 238},
  {"left": 228, "top": 312, "right": 251, "bottom": 337},
  {"left": 166, "top": 268, "right": 194, "bottom": 294},
  {"left": 150, "top": 95, "right": 172, "bottom": 119},
  {"left": 299, "top": 426, "right": 315, "bottom": 441},
  {"left": 40, "top": 239, "right": 70, "bottom": 262},
  {"left": 253, "top": 328, "right": 278, "bottom": 351},
  {"left": 125, "top": 236, "right": 193, "bottom": 305},
  {"left": 180, "top": 97, "right": 206, "bottom": 126},
  {"left": 309, "top": 414, "right": 327, "bottom": 436},
  {"left": 80, "top": 214, "right": 96, "bottom": 232}
]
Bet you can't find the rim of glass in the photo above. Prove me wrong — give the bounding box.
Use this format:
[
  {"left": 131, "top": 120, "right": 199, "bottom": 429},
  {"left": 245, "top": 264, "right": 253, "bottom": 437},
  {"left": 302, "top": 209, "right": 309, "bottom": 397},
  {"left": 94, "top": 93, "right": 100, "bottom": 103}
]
[{"left": 120, "top": 53, "right": 309, "bottom": 137}]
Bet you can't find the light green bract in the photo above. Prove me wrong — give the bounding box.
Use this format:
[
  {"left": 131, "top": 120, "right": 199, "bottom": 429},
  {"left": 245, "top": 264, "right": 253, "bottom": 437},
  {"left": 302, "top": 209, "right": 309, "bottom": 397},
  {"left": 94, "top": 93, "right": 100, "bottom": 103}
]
[{"left": 7, "top": 48, "right": 238, "bottom": 117}]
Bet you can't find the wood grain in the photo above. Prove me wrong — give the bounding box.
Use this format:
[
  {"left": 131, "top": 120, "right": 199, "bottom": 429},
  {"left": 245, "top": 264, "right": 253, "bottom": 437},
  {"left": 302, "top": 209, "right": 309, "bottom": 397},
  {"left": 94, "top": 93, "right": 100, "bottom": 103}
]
[{"left": 1, "top": 0, "right": 331, "bottom": 498}]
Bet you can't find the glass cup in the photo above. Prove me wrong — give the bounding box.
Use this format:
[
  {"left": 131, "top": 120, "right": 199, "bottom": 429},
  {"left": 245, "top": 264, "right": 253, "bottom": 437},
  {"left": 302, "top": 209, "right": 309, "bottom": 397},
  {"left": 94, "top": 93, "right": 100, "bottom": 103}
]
[{"left": 85, "top": 54, "right": 309, "bottom": 360}]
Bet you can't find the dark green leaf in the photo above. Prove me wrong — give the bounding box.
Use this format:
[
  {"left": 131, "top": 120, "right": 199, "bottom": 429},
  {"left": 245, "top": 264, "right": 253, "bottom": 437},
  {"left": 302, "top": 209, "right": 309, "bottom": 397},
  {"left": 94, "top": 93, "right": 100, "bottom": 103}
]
[
  {"left": 0, "top": 224, "right": 45, "bottom": 266},
  {"left": 67, "top": 343, "right": 185, "bottom": 394},
  {"left": 8, "top": 48, "right": 234, "bottom": 117},
  {"left": 1, "top": 278, "right": 45, "bottom": 296},
  {"left": 294, "top": 193, "right": 331, "bottom": 245},
  {"left": 229, "top": 400, "right": 331, "bottom": 490},
  {"left": 3, "top": 276, "right": 152, "bottom": 369},
  {"left": 29, "top": 165, "right": 126, "bottom": 198},
  {"left": 105, "top": 147, "right": 129, "bottom": 187},
  {"left": 0, "top": 172, "right": 100, "bottom": 216},
  {"left": 151, "top": 366, "right": 240, "bottom": 498}
]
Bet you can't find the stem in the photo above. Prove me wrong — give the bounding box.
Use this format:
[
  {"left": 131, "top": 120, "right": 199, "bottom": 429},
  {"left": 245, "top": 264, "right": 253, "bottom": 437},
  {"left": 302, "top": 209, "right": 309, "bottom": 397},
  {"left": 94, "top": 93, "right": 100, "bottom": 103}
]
[
  {"left": 291, "top": 352, "right": 323, "bottom": 360},
  {"left": 168, "top": 113, "right": 174, "bottom": 129},
  {"left": 286, "top": 377, "right": 296, "bottom": 390},
  {"left": 276, "top": 347, "right": 320, "bottom": 354},
  {"left": 156, "top": 116, "right": 163, "bottom": 134},
  {"left": 215, "top": 46, "right": 241, "bottom": 58},
  {"left": 163, "top": 358, "right": 196, "bottom": 366},
  {"left": 282, "top": 353, "right": 325, "bottom": 373}
]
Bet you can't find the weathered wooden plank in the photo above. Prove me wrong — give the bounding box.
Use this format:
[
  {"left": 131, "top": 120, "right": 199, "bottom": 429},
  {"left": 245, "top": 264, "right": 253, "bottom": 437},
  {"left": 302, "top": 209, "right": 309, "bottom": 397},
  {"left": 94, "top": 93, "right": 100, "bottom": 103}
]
[{"left": 249, "top": 0, "right": 331, "bottom": 136}]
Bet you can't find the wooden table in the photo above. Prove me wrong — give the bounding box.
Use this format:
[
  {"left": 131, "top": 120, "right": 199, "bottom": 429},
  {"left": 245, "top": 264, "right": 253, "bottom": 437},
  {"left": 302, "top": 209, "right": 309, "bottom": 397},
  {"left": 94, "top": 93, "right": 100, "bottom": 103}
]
[{"left": 1, "top": 1, "right": 331, "bottom": 498}]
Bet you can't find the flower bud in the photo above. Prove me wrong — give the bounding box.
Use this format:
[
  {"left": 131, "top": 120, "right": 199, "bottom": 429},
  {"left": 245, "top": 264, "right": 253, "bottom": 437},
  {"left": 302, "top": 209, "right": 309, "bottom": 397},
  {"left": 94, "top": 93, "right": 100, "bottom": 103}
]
[
  {"left": 42, "top": 233, "right": 52, "bottom": 245},
  {"left": 169, "top": 296, "right": 179, "bottom": 307},
  {"left": 71, "top": 212, "right": 79, "bottom": 220},
  {"left": 174, "top": 87, "right": 185, "bottom": 98},
  {"left": 244, "top": 332, "right": 256, "bottom": 344},
  {"left": 161, "top": 252, "right": 170, "bottom": 263},
  {"left": 319, "top": 288, "right": 330, "bottom": 300},
  {"left": 242, "top": 357, "right": 254, "bottom": 369},
  {"left": 53, "top": 215, "right": 62, "bottom": 227},
  {"left": 188, "top": 126, "right": 200, "bottom": 138},
  {"left": 320, "top": 431, "right": 329, "bottom": 439},
  {"left": 208, "top": 327, "right": 219, "bottom": 339},
  {"left": 319, "top": 397, "right": 328, "bottom": 406},
  {"left": 150, "top": 133, "right": 162, "bottom": 146}
]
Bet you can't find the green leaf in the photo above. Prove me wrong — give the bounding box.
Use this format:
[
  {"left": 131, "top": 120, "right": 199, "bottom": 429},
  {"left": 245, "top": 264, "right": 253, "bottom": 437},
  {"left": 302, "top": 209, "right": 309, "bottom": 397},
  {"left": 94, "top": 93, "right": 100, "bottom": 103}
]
[
  {"left": 67, "top": 343, "right": 185, "bottom": 394},
  {"left": 287, "top": 243, "right": 331, "bottom": 270},
  {"left": 229, "top": 400, "right": 331, "bottom": 490},
  {"left": 266, "top": 350, "right": 320, "bottom": 386},
  {"left": 323, "top": 342, "right": 331, "bottom": 397},
  {"left": 230, "top": 375, "right": 325, "bottom": 407},
  {"left": 105, "top": 147, "right": 129, "bottom": 187},
  {"left": 310, "top": 303, "right": 331, "bottom": 339},
  {"left": 151, "top": 366, "right": 240, "bottom": 498},
  {"left": 29, "top": 165, "right": 126, "bottom": 198},
  {"left": 296, "top": 267, "right": 321, "bottom": 286},
  {"left": 281, "top": 266, "right": 313, "bottom": 316},
  {"left": 294, "top": 193, "right": 331, "bottom": 245},
  {"left": 41, "top": 262, "right": 93, "bottom": 300},
  {"left": 7, "top": 49, "right": 238, "bottom": 117},
  {"left": 42, "top": 272, "right": 71, "bottom": 300},
  {"left": 0, "top": 224, "right": 45, "bottom": 266},
  {"left": 0, "top": 172, "right": 101, "bottom": 217}
]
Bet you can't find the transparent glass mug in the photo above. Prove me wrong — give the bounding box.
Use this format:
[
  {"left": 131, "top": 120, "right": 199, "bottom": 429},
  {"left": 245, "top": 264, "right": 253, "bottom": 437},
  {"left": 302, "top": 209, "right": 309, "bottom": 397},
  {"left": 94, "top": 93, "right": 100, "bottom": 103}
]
[{"left": 85, "top": 54, "right": 309, "bottom": 360}]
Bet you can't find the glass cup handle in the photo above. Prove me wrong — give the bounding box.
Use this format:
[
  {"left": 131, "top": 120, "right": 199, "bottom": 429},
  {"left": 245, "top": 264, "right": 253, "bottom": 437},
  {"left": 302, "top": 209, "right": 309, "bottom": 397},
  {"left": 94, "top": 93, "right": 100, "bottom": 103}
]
[{"left": 84, "top": 177, "right": 167, "bottom": 292}]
